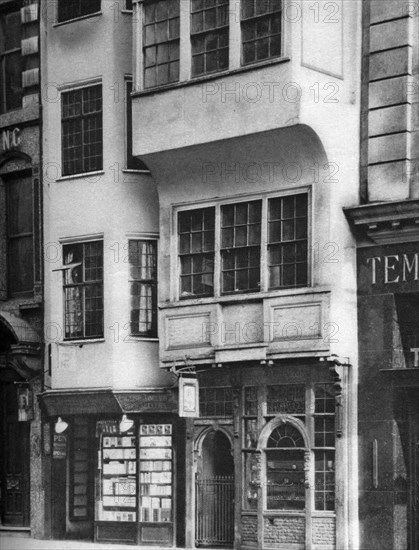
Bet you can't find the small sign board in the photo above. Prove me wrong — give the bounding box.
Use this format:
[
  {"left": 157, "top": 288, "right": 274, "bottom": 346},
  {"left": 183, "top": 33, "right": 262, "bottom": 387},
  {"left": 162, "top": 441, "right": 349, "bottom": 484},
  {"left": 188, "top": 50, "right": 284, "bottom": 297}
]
[
  {"left": 53, "top": 433, "right": 67, "bottom": 459},
  {"left": 179, "top": 377, "right": 199, "bottom": 418}
]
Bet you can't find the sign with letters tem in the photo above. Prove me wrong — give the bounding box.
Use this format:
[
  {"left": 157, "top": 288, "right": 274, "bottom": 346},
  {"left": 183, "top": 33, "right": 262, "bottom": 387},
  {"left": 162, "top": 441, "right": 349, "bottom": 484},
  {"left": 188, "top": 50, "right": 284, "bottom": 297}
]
[{"left": 358, "top": 242, "right": 419, "bottom": 295}]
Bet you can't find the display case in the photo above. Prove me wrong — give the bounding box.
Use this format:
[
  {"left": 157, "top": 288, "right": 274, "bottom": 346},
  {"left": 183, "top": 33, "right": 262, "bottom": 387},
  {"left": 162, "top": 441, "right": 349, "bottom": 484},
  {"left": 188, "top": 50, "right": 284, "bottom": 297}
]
[
  {"left": 138, "top": 423, "right": 173, "bottom": 545},
  {"left": 95, "top": 422, "right": 138, "bottom": 543},
  {"left": 95, "top": 420, "right": 175, "bottom": 546}
]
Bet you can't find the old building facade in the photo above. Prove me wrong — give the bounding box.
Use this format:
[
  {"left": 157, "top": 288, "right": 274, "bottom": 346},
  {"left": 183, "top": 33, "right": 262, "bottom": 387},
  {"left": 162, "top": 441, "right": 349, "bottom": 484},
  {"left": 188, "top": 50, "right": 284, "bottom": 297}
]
[
  {"left": 131, "top": 1, "right": 361, "bottom": 548},
  {"left": 345, "top": 1, "right": 419, "bottom": 549},
  {"left": 0, "top": 0, "right": 44, "bottom": 538},
  {"left": 39, "top": 0, "right": 179, "bottom": 545}
]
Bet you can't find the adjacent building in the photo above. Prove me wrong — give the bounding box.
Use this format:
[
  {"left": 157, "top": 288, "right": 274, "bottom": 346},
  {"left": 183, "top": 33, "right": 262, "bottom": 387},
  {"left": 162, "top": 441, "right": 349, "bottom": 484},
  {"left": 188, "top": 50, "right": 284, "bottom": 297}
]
[
  {"left": 345, "top": 1, "right": 419, "bottom": 549},
  {"left": 0, "top": 0, "right": 44, "bottom": 537},
  {"left": 132, "top": 1, "right": 361, "bottom": 548},
  {"left": 39, "top": 0, "right": 177, "bottom": 544}
]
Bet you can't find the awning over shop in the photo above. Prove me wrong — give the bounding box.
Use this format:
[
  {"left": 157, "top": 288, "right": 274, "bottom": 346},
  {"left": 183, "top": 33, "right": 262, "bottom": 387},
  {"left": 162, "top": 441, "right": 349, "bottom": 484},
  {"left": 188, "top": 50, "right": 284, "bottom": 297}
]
[{"left": 40, "top": 389, "right": 178, "bottom": 417}]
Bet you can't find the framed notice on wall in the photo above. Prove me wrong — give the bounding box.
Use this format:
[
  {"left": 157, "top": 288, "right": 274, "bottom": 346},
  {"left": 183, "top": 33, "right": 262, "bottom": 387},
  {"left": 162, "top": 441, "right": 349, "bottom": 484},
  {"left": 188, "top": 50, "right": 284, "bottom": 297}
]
[{"left": 179, "top": 377, "right": 199, "bottom": 417}]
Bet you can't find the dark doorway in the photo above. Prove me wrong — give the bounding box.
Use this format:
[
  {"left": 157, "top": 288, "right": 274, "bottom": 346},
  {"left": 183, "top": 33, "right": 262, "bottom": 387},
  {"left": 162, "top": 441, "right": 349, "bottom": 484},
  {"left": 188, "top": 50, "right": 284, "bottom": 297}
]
[
  {"left": 0, "top": 381, "right": 30, "bottom": 527},
  {"left": 195, "top": 430, "right": 234, "bottom": 547}
]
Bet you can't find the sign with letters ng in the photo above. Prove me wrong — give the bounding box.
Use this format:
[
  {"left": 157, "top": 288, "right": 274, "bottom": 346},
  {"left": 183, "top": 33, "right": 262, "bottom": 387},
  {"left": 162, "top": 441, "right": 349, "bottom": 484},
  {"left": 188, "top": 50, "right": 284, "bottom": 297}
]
[
  {"left": 358, "top": 242, "right": 419, "bottom": 295},
  {"left": 1, "top": 128, "right": 21, "bottom": 152}
]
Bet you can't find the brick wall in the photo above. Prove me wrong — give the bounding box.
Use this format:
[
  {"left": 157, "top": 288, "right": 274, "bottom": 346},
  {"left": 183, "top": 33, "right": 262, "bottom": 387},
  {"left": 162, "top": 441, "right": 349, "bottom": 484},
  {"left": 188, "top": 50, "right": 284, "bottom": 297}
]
[
  {"left": 263, "top": 516, "right": 305, "bottom": 546},
  {"left": 241, "top": 515, "right": 257, "bottom": 548},
  {"left": 312, "top": 516, "right": 336, "bottom": 547}
]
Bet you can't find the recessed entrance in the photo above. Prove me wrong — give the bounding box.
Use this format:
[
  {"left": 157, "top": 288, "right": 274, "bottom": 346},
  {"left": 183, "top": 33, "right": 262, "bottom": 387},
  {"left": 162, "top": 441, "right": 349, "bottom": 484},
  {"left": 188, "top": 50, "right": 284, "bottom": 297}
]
[
  {"left": 195, "top": 430, "right": 234, "bottom": 548},
  {"left": 0, "top": 380, "right": 30, "bottom": 527}
]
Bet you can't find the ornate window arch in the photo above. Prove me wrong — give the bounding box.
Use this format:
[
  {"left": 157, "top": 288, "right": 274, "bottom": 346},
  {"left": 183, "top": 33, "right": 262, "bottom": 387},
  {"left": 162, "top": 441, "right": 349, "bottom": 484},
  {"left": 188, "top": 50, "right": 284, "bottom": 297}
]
[{"left": 259, "top": 415, "right": 310, "bottom": 512}]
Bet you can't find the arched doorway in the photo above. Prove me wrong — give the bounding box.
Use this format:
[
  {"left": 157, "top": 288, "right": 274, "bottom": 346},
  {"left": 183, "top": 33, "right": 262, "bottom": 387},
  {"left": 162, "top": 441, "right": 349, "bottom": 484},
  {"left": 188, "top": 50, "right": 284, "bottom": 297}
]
[{"left": 195, "top": 430, "right": 234, "bottom": 547}]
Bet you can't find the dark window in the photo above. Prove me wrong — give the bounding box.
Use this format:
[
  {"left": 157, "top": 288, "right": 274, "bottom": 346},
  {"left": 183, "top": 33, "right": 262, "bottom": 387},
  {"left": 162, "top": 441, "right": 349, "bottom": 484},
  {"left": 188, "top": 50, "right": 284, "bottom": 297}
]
[
  {"left": 125, "top": 0, "right": 133, "bottom": 9},
  {"left": 178, "top": 207, "right": 215, "bottom": 298},
  {"left": 266, "top": 424, "right": 306, "bottom": 511},
  {"left": 241, "top": 0, "right": 282, "bottom": 65},
  {"left": 126, "top": 81, "right": 148, "bottom": 170},
  {"left": 314, "top": 384, "right": 335, "bottom": 511},
  {"left": 129, "top": 240, "right": 158, "bottom": 337},
  {"left": 57, "top": 0, "right": 101, "bottom": 23},
  {"left": 191, "top": 0, "right": 229, "bottom": 77},
  {"left": 143, "top": 0, "right": 180, "bottom": 88},
  {"left": 6, "top": 177, "right": 34, "bottom": 295},
  {"left": 63, "top": 241, "right": 103, "bottom": 339},
  {"left": 0, "top": 9, "right": 22, "bottom": 113},
  {"left": 61, "top": 85, "right": 102, "bottom": 176},
  {"left": 221, "top": 201, "right": 261, "bottom": 293},
  {"left": 267, "top": 385, "right": 306, "bottom": 417},
  {"left": 200, "top": 387, "right": 233, "bottom": 417},
  {"left": 268, "top": 194, "right": 308, "bottom": 289}
]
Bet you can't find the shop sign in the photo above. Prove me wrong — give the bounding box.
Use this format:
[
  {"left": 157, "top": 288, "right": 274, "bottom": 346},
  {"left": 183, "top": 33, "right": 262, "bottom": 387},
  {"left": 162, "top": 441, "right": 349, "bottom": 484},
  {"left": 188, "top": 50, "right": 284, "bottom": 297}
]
[
  {"left": 179, "top": 377, "right": 199, "bottom": 417},
  {"left": 1, "top": 128, "right": 21, "bottom": 151},
  {"left": 115, "top": 391, "right": 177, "bottom": 413},
  {"left": 52, "top": 433, "right": 67, "bottom": 459},
  {"left": 358, "top": 242, "right": 419, "bottom": 295},
  {"left": 17, "top": 386, "right": 33, "bottom": 422}
]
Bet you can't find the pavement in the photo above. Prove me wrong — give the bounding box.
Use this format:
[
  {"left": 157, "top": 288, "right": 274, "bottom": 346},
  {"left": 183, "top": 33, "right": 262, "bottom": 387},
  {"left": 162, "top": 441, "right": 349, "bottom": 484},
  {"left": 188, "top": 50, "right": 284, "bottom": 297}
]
[{"left": 0, "top": 534, "right": 193, "bottom": 550}]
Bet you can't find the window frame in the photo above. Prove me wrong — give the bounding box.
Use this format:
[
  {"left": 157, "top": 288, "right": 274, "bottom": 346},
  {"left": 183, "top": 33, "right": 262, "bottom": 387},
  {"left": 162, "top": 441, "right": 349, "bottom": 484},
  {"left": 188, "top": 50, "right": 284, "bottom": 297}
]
[
  {"left": 56, "top": 0, "right": 102, "bottom": 24},
  {"left": 128, "top": 238, "right": 158, "bottom": 338},
  {"left": 244, "top": 381, "right": 337, "bottom": 514},
  {"left": 62, "top": 239, "right": 104, "bottom": 341},
  {"left": 137, "top": 0, "right": 286, "bottom": 91},
  {"left": 61, "top": 83, "right": 103, "bottom": 177},
  {"left": 0, "top": 6, "right": 22, "bottom": 114},
  {"left": 5, "top": 173, "right": 34, "bottom": 297},
  {"left": 142, "top": 0, "right": 181, "bottom": 89},
  {"left": 240, "top": 0, "right": 283, "bottom": 67},
  {"left": 190, "top": 0, "right": 230, "bottom": 78},
  {"left": 174, "top": 189, "right": 310, "bottom": 301}
]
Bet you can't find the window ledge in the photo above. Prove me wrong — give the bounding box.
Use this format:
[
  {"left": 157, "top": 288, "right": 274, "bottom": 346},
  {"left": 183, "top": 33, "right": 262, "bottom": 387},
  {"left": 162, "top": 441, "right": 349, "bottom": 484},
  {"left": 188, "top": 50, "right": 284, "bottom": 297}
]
[
  {"left": 161, "top": 287, "right": 331, "bottom": 309},
  {"left": 53, "top": 11, "right": 102, "bottom": 27},
  {"left": 126, "top": 336, "right": 159, "bottom": 342},
  {"left": 122, "top": 169, "right": 151, "bottom": 174},
  {"left": 61, "top": 338, "right": 105, "bottom": 346},
  {"left": 19, "top": 301, "right": 42, "bottom": 311},
  {"left": 56, "top": 170, "right": 105, "bottom": 182},
  {"left": 132, "top": 56, "right": 291, "bottom": 98}
]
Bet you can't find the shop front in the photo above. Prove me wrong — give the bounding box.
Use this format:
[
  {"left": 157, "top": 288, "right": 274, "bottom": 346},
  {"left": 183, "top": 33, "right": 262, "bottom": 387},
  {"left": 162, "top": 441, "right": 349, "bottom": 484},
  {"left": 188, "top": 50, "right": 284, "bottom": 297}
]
[
  {"left": 40, "top": 389, "right": 185, "bottom": 547},
  {"left": 183, "top": 359, "right": 350, "bottom": 550},
  {"left": 355, "top": 236, "right": 419, "bottom": 550}
]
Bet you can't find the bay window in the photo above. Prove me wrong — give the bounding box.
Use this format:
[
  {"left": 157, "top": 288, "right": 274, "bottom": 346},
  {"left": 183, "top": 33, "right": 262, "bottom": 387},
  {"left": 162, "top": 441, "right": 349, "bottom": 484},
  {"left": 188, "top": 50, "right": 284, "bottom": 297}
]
[
  {"left": 178, "top": 207, "right": 215, "bottom": 298},
  {"left": 143, "top": 0, "right": 180, "bottom": 88},
  {"left": 63, "top": 241, "right": 103, "bottom": 339},
  {"left": 241, "top": 0, "right": 283, "bottom": 65},
  {"left": 129, "top": 240, "right": 158, "bottom": 338},
  {"left": 139, "top": 0, "right": 284, "bottom": 90},
  {"left": 191, "top": 0, "right": 229, "bottom": 77},
  {"left": 221, "top": 201, "right": 261, "bottom": 293},
  {"left": 177, "top": 192, "right": 308, "bottom": 299}
]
